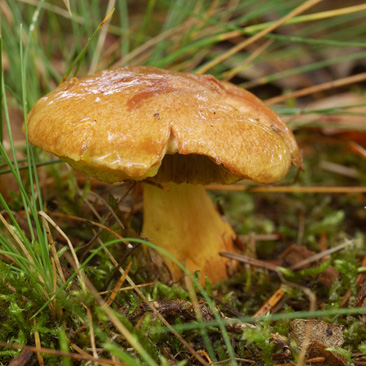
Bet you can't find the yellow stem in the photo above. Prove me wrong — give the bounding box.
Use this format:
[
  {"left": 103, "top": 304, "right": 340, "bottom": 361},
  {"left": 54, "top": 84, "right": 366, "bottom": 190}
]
[{"left": 142, "top": 182, "right": 237, "bottom": 284}]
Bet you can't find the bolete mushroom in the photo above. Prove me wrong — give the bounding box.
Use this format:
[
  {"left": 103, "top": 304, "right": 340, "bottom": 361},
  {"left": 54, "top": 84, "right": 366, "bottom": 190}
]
[{"left": 26, "top": 66, "right": 302, "bottom": 283}]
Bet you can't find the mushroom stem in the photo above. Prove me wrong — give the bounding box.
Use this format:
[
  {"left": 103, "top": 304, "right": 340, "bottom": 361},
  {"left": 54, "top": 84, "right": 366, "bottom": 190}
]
[{"left": 142, "top": 182, "right": 237, "bottom": 283}]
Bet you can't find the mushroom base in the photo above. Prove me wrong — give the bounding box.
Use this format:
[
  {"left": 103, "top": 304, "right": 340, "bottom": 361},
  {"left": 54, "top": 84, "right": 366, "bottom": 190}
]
[{"left": 142, "top": 182, "right": 237, "bottom": 284}]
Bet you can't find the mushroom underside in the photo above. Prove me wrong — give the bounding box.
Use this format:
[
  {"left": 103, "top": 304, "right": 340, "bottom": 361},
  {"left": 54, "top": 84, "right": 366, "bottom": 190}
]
[{"left": 63, "top": 153, "right": 241, "bottom": 185}]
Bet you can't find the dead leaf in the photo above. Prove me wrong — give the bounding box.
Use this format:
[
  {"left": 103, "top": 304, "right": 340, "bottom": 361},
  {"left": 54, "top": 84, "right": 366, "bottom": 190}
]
[
  {"left": 290, "top": 319, "right": 344, "bottom": 349},
  {"left": 307, "top": 341, "right": 347, "bottom": 366},
  {"left": 355, "top": 281, "right": 366, "bottom": 307},
  {"left": 279, "top": 244, "right": 338, "bottom": 286}
]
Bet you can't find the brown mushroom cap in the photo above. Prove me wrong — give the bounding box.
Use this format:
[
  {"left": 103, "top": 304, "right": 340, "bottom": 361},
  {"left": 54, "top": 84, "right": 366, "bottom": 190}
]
[{"left": 27, "top": 66, "right": 301, "bottom": 184}]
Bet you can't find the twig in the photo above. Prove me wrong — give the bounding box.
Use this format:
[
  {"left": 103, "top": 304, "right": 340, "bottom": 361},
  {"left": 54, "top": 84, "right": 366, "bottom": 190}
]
[
  {"left": 254, "top": 285, "right": 286, "bottom": 317},
  {"left": 222, "top": 241, "right": 351, "bottom": 273},
  {"left": 220, "top": 251, "right": 279, "bottom": 272},
  {"left": 239, "top": 233, "right": 280, "bottom": 242},
  {"left": 289, "top": 241, "right": 353, "bottom": 271}
]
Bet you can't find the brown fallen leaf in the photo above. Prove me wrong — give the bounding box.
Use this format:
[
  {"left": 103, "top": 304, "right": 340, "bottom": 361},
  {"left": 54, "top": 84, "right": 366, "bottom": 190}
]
[
  {"left": 280, "top": 244, "right": 338, "bottom": 286},
  {"left": 306, "top": 341, "right": 347, "bottom": 366},
  {"left": 290, "top": 319, "right": 344, "bottom": 349},
  {"left": 121, "top": 299, "right": 256, "bottom": 333}
]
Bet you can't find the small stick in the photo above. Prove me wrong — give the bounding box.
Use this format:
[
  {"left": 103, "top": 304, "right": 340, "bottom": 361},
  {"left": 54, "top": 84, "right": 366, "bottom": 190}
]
[
  {"left": 305, "top": 357, "right": 326, "bottom": 364},
  {"left": 349, "top": 142, "right": 366, "bottom": 160},
  {"left": 239, "top": 234, "right": 280, "bottom": 242},
  {"left": 254, "top": 285, "right": 286, "bottom": 317},
  {"left": 197, "top": 350, "right": 214, "bottom": 366},
  {"left": 289, "top": 241, "right": 352, "bottom": 271},
  {"left": 220, "top": 252, "right": 279, "bottom": 272},
  {"left": 33, "top": 319, "right": 44, "bottom": 366}
]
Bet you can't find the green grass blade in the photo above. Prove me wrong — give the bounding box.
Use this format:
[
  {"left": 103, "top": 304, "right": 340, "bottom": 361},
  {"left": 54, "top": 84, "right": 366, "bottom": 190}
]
[
  {"left": 243, "top": 51, "right": 366, "bottom": 88},
  {"left": 119, "top": 0, "right": 130, "bottom": 56},
  {"left": 63, "top": 8, "right": 115, "bottom": 81},
  {"left": 0, "top": 159, "right": 63, "bottom": 176},
  {"left": 0, "top": 35, "right": 3, "bottom": 145}
]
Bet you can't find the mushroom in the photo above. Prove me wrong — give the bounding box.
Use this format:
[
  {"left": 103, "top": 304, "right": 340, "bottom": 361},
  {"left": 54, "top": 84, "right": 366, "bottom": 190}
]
[{"left": 26, "top": 66, "right": 302, "bottom": 283}]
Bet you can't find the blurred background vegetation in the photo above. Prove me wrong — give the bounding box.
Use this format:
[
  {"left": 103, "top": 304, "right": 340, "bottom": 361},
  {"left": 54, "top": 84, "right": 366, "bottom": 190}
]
[{"left": 1, "top": 1, "right": 366, "bottom": 365}]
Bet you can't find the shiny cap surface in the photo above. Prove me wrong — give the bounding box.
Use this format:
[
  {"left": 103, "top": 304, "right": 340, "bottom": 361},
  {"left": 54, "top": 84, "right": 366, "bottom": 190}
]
[{"left": 27, "top": 66, "right": 302, "bottom": 184}]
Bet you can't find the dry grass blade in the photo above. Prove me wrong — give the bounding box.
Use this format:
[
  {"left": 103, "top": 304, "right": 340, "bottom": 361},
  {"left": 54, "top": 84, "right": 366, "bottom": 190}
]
[
  {"left": 41, "top": 216, "right": 66, "bottom": 283},
  {"left": 99, "top": 244, "right": 210, "bottom": 366},
  {"left": 62, "top": 0, "right": 71, "bottom": 16},
  {"left": 289, "top": 241, "right": 353, "bottom": 271},
  {"left": 89, "top": 0, "right": 116, "bottom": 74},
  {"left": 33, "top": 320, "right": 44, "bottom": 366},
  {"left": 196, "top": 0, "right": 323, "bottom": 75},
  {"left": 105, "top": 261, "right": 132, "bottom": 306},
  {"left": 223, "top": 39, "right": 274, "bottom": 81},
  {"left": 0, "top": 212, "right": 50, "bottom": 300},
  {"left": 85, "top": 305, "right": 98, "bottom": 361},
  {"left": 214, "top": 3, "right": 366, "bottom": 44},
  {"left": 38, "top": 211, "right": 86, "bottom": 291},
  {"left": 0, "top": 212, "right": 35, "bottom": 266},
  {"left": 99, "top": 282, "right": 156, "bottom": 295},
  {"left": 18, "top": 0, "right": 76, "bottom": 20},
  {"left": 62, "top": 251, "right": 157, "bottom": 366},
  {"left": 0, "top": 341, "right": 125, "bottom": 366},
  {"left": 115, "top": 20, "right": 197, "bottom": 67},
  {"left": 266, "top": 73, "right": 366, "bottom": 105},
  {"left": 207, "top": 185, "right": 366, "bottom": 193},
  {"left": 46, "top": 211, "right": 130, "bottom": 245}
]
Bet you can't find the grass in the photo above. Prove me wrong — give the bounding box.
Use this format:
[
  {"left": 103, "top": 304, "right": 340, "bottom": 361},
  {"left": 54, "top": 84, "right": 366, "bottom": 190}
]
[{"left": 1, "top": 0, "right": 366, "bottom": 365}]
